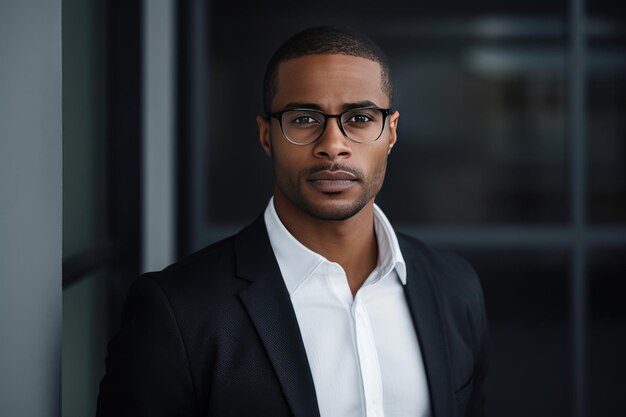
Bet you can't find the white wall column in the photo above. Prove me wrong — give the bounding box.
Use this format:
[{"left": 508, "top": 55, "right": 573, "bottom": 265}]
[{"left": 0, "top": 0, "right": 62, "bottom": 415}]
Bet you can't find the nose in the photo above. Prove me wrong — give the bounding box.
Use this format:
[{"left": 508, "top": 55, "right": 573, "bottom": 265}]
[{"left": 312, "top": 117, "right": 352, "bottom": 161}]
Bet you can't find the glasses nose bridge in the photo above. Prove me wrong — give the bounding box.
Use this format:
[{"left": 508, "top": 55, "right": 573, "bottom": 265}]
[{"left": 321, "top": 113, "right": 348, "bottom": 140}]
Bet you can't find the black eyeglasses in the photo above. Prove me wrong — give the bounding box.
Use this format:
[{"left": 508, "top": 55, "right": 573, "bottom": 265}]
[{"left": 267, "top": 107, "right": 392, "bottom": 145}]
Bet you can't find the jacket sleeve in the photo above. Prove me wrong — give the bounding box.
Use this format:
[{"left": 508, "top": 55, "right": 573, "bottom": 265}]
[{"left": 95, "top": 275, "right": 199, "bottom": 417}]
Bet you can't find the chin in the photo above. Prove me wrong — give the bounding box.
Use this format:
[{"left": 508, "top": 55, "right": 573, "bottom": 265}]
[{"left": 300, "top": 197, "right": 370, "bottom": 221}]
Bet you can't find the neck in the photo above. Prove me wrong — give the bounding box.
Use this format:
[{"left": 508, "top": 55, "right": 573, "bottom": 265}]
[{"left": 273, "top": 193, "right": 379, "bottom": 296}]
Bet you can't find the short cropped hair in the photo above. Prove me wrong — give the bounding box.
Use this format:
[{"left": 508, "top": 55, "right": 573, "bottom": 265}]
[{"left": 262, "top": 26, "right": 393, "bottom": 114}]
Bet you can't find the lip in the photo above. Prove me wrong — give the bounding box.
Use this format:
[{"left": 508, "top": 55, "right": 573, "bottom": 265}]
[
  {"left": 307, "top": 170, "right": 358, "bottom": 193},
  {"left": 308, "top": 170, "right": 357, "bottom": 181}
]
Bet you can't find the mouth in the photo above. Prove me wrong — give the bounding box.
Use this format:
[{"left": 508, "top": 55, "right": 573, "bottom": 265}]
[{"left": 306, "top": 170, "right": 359, "bottom": 193}]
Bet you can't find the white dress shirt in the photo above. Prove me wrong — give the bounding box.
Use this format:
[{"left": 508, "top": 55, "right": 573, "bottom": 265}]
[{"left": 264, "top": 199, "right": 431, "bottom": 417}]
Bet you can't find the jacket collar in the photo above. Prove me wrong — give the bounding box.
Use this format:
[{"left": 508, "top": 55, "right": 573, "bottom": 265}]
[
  {"left": 234, "top": 215, "right": 320, "bottom": 417},
  {"left": 398, "top": 234, "right": 456, "bottom": 417}
]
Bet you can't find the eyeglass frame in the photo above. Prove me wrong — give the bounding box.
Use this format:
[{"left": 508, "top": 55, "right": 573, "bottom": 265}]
[{"left": 266, "top": 107, "right": 393, "bottom": 145}]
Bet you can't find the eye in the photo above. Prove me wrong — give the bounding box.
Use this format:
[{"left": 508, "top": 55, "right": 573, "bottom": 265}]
[
  {"left": 292, "top": 115, "right": 319, "bottom": 125},
  {"left": 284, "top": 110, "right": 323, "bottom": 127},
  {"left": 347, "top": 113, "right": 374, "bottom": 124},
  {"left": 344, "top": 109, "right": 378, "bottom": 126}
]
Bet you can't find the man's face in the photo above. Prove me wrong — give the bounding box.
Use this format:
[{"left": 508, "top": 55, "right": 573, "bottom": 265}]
[{"left": 257, "top": 54, "right": 399, "bottom": 221}]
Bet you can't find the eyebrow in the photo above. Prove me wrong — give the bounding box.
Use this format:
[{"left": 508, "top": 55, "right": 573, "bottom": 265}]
[{"left": 280, "top": 100, "right": 381, "bottom": 112}]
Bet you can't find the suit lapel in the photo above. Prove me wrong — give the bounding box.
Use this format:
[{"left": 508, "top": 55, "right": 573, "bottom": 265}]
[
  {"left": 235, "top": 217, "right": 320, "bottom": 417},
  {"left": 399, "top": 236, "right": 455, "bottom": 417}
]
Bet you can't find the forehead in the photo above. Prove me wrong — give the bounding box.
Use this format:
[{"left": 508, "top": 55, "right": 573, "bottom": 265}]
[{"left": 273, "top": 54, "right": 388, "bottom": 111}]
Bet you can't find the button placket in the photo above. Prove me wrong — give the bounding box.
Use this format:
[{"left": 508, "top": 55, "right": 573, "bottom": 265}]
[
  {"left": 352, "top": 293, "right": 385, "bottom": 417},
  {"left": 325, "top": 263, "right": 354, "bottom": 308}
]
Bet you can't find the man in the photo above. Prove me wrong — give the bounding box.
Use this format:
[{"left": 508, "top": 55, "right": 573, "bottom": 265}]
[{"left": 96, "top": 26, "right": 487, "bottom": 417}]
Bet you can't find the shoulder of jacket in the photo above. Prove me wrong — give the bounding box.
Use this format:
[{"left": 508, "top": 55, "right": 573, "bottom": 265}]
[
  {"left": 397, "top": 231, "right": 484, "bottom": 305},
  {"left": 135, "top": 233, "right": 243, "bottom": 305}
]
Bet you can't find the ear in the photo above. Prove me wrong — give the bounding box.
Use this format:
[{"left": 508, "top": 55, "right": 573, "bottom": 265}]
[
  {"left": 256, "top": 115, "right": 272, "bottom": 157},
  {"left": 387, "top": 110, "right": 399, "bottom": 154}
]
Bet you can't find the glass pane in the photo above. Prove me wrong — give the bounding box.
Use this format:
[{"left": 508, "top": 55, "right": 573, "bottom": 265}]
[
  {"left": 62, "top": 0, "right": 108, "bottom": 258},
  {"left": 456, "top": 249, "right": 571, "bottom": 417},
  {"left": 377, "top": 16, "right": 568, "bottom": 225},
  {"left": 588, "top": 249, "right": 626, "bottom": 416},
  {"left": 586, "top": 7, "right": 626, "bottom": 224}
]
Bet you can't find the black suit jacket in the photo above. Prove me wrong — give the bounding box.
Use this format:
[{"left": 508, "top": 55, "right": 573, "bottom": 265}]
[{"left": 96, "top": 215, "right": 488, "bottom": 417}]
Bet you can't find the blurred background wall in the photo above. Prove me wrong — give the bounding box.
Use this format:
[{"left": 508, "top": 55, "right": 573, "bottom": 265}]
[{"left": 19, "top": 0, "right": 624, "bottom": 416}]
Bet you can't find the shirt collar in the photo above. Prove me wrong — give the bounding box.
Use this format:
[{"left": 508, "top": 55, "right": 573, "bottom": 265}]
[
  {"left": 372, "top": 203, "right": 407, "bottom": 285},
  {"left": 264, "top": 198, "right": 407, "bottom": 295}
]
